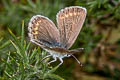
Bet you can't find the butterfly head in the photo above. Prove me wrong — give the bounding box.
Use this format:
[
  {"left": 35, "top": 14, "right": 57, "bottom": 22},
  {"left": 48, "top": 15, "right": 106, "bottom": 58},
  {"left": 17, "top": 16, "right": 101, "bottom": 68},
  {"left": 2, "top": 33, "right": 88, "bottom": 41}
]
[{"left": 65, "top": 54, "right": 71, "bottom": 57}]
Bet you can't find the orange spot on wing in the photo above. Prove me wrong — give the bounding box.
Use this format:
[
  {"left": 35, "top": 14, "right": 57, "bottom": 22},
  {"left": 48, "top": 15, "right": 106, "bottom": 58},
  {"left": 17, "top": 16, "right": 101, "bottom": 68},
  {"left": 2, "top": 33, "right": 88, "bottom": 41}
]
[
  {"left": 34, "top": 26, "right": 38, "bottom": 31},
  {"left": 65, "top": 14, "right": 68, "bottom": 17},
  {"left": 60, "top": 16, "right": 64, "bottom": 19},
  {"left": 74, "top": 12, "right": 77, "bottom": 15},
  {"left": 36, "top": 22, "right": 39, "bottom": 26},
  {"left": 34, "top": 36, "right": 37, "bottom": 39},
  {"left": 69, "top": 13, "right": 72, "bottom": 16},
  {"left": 32, "top": 31, "right": 38, "bottom": 35}
]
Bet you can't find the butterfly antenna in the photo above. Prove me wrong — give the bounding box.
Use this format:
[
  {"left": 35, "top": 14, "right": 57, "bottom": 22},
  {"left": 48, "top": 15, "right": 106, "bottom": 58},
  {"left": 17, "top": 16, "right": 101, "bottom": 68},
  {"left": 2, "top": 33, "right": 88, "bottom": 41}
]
[{"left": 71, "top": 54, "right": 82, "bottom": 66}]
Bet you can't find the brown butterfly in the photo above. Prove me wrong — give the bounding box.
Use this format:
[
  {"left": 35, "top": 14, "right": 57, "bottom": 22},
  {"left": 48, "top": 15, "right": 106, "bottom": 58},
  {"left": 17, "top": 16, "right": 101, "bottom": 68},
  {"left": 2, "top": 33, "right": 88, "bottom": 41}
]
[{"left": 28, "top": 6, "right": 87, "bottom": 66}]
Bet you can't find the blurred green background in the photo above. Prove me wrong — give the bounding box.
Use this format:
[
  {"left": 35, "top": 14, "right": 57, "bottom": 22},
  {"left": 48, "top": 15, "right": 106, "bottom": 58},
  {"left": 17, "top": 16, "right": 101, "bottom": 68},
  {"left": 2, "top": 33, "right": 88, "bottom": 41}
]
[{"left": 0, "top": 0, "right": 120, "bottom": 80}]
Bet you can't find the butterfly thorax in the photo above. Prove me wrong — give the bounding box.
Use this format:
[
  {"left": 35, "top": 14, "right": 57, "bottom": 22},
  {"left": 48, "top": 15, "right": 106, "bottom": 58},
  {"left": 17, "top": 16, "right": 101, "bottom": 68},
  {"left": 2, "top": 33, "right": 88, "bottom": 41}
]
[{"left": 44, "top": 46, "right": 70, "bottom": 58}]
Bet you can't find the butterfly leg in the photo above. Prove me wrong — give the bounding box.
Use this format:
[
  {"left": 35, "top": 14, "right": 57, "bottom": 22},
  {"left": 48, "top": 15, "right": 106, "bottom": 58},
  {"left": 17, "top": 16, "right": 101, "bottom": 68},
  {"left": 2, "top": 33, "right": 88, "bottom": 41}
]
[
  {"left": 41, "top": 55, "right": 52, "bottom": 62},
  {"left": 48, "top": 57, "right": 57, "bottom": 65},
  {"left": 58, "top": 58, "right": 63, "bottom": 66},
  {"left": 79, "top": 48, "right": 84, "bottom": 50}
]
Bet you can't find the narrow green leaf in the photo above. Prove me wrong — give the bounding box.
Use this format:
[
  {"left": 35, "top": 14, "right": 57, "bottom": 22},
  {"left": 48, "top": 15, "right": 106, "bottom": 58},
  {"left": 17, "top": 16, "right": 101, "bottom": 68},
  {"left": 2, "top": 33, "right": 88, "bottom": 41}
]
[
  {"left": 21, "top": 20, "right": 24, "bottom": 47},
  {"left": 0, "top": 40, "right": 11, "bottom": 49},
  {"left": 6, "top": 52, "right": 19, "bottom": 66},
  {"left": 4, "top": 71, "right": 12, "bottom": 78},
  {"left": 8, "top": 28, "right": 21, "bottom": 47},
  {"left": 0, "top": 37, "right": 3, "bottom": 42},
  {"left": 2, "top": 0, "right": 10, "bottom": 10},
  {"left": 36, "top": 0, "right": 41, "bottom": 8},
  {"left": 8, "top": 28, "right": 26, "bottom": 58},
  {"left": 30, "top": 48, "right": 37, "bottom": 59},
  {"left": 26, "top": 42, "right": 31, "bottom": 51},
  {"left": 2, "top": 59, "right": 14, "bottom": 72},
  {"left": 27, "top": 0, "right": 36, "bottom": 8},
  {"left": 19, "top": 5, "right": 35, "bottom": 13},
  {"left": 47, "top": 74, "right": 64, "bottom": 80},
  {"left": 10, "top": 40, "right": 23, "bottom": 57},
  {"left": 47, "top": 65, "right": 59, "bottom": 74}
]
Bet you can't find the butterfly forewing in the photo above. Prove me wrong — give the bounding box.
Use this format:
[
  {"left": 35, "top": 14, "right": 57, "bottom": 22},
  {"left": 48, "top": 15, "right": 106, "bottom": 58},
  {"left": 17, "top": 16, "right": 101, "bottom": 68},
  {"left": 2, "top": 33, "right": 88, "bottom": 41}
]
[
  {"left": 28, "top": 15, "right": 60, "bottom": 47},
  {"left": 57, "top": 6, "right": 87, "bottom": 49}
]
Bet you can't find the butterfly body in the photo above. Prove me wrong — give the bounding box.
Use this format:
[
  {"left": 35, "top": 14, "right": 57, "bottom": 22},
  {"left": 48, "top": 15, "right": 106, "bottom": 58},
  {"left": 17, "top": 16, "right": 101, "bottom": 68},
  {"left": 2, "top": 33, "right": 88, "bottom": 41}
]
[
  {"left": 44, "top": 48, "right": 69, "bottom": 59},
  {"left": 28, "top": 6, "right": 87, "bottom": 66},
  {"left": 31, "top": 39, "right": 70, "bottom": 58}
]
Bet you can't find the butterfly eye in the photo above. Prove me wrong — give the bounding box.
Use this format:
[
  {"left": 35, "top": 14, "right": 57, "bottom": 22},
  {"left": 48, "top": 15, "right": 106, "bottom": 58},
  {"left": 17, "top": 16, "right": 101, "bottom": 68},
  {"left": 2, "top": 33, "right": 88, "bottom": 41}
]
[{"left": 66, "top": 54, "right": 71, "bottom": 57}]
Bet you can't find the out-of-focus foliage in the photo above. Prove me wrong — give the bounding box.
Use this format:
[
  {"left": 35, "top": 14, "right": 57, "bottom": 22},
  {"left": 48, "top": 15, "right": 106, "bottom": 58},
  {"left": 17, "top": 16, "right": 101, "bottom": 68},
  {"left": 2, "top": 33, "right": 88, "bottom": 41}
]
[
  {"left": 0, "top": 0, "right": 120, "bottom": 80},
  {"left": 0, "top": 0, "right": 64, "bottom": 38}
]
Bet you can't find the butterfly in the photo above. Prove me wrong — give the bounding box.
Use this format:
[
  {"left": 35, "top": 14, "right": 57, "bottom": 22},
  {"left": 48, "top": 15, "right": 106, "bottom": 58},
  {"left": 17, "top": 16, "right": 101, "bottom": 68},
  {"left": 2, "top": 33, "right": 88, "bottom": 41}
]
[{"left": 28, "top": 6, "right": 87, "bottom": 66}]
